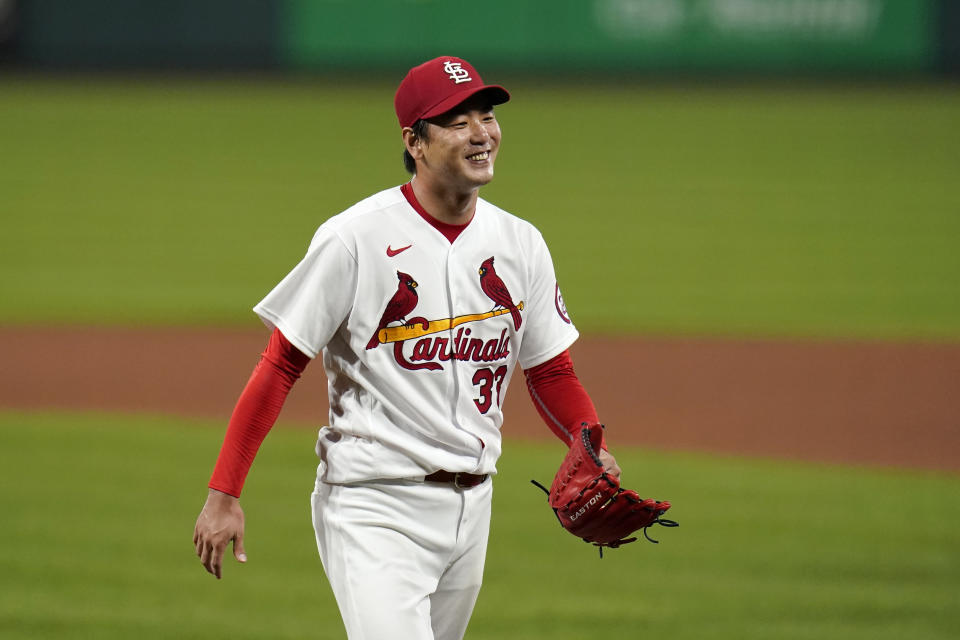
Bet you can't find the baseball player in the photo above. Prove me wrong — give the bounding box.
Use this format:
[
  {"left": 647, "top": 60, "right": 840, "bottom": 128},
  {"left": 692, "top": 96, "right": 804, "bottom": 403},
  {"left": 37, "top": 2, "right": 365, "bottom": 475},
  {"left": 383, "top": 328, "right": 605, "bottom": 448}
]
[{"left": 193, "top": 56, "right": 626, "bottom": 640}]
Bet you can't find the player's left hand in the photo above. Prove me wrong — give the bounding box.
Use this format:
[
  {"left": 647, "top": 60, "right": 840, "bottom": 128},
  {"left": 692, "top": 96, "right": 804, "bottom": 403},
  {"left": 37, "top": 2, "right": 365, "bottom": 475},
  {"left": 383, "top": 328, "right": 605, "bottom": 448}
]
[
  {"left": 598, "top": 447, "right": 621, "bottom": 481},
  {"left": 193, "top": 488, "right": 247, "bottom": 579}
]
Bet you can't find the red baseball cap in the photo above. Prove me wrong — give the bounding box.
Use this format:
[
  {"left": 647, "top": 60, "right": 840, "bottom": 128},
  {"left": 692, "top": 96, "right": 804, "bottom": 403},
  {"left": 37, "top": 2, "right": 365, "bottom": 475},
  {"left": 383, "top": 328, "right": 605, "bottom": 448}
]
[{"left": 394, "top": 56, "right": 510, "bottom": 128}]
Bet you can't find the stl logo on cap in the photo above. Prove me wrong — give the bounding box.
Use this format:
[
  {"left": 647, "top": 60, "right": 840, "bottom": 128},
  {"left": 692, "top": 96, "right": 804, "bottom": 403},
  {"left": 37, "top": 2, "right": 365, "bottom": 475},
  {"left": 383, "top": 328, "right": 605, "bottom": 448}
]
[{"left": 443, "top": 60, "right": 472, "bottom": 84}]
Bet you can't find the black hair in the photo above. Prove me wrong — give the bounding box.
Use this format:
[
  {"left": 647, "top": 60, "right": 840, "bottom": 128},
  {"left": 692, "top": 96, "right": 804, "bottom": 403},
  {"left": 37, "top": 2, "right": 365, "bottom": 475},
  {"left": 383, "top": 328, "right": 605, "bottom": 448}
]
[{"left": 402, "top": 119, "right": 430, "bottom": 175}]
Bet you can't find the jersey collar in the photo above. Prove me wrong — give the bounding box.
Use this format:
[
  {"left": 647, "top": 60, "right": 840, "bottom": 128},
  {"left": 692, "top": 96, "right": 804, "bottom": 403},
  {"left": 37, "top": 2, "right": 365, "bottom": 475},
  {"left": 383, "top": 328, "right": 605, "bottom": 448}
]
[{"left": 400, "top": 182, "right": 471, "bottom": 244}]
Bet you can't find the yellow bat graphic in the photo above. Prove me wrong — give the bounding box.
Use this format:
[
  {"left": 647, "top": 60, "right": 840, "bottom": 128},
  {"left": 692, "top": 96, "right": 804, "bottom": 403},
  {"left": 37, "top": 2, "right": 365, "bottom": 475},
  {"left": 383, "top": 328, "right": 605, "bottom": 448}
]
[{"left": 378, "top": 302, "right": 524, "bottom": 344}]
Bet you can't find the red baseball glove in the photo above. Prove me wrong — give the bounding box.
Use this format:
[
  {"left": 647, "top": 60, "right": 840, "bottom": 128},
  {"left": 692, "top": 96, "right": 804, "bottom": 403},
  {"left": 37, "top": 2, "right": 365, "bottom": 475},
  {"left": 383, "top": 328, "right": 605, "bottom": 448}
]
[{"left": 533, "top": 423, "right": 677, "bottom": 553}]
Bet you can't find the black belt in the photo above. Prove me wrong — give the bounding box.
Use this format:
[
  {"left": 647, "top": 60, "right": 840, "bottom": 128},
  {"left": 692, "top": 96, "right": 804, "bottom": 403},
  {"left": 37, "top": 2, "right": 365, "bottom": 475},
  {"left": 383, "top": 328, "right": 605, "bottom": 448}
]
[{"left": 424, "top": 471, "right": 488, "bottom": 488}]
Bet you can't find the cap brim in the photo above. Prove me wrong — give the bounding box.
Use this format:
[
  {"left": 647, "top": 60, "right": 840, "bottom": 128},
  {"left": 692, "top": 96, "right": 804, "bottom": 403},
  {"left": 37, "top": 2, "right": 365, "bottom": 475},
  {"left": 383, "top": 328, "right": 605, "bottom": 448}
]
[{"left": 419, "top": 85, "right": 511, "bottom": 122}]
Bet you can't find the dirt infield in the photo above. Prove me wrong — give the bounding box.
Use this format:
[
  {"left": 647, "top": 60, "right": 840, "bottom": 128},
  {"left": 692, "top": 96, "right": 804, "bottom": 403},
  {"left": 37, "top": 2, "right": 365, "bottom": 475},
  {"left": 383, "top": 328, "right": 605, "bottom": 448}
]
[{"left": 2, "top": 326, "right": 958, "bottom": 471}]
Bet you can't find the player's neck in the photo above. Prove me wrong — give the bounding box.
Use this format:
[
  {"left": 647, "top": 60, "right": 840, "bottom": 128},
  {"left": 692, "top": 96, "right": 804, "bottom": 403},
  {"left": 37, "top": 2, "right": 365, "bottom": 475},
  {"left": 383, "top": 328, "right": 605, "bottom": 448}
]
[{"left": 409, "top": 177, "right": 478, "bottom": 225}]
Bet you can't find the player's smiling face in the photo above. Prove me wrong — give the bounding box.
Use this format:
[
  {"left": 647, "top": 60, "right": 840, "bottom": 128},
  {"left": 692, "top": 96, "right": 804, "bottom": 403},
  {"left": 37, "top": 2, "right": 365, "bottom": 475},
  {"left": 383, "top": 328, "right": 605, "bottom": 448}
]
[{"left": 418, "top": 95, "right": 501, "bottom": 193}]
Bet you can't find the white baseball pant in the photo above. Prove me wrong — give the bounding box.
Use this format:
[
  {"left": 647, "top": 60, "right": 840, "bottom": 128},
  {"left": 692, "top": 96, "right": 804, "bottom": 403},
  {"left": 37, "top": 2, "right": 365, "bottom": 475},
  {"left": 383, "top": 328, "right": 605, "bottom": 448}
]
[{"left": 311, "top": 477, "right": 492, "bottom": 640}]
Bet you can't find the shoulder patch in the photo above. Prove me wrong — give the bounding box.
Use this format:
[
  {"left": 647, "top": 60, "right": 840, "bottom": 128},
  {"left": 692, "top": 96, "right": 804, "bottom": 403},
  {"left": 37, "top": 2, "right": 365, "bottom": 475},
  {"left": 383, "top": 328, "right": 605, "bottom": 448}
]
[{"left": 555, "top": 283, "right": 571, "bottom": 324}]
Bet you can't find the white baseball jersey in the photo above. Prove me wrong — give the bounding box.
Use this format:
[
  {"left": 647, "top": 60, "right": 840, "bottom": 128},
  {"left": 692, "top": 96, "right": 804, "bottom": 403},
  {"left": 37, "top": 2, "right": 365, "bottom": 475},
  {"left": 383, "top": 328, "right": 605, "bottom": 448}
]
[{"left": 254, "top": 185, "right": 578, "bottom": 484}]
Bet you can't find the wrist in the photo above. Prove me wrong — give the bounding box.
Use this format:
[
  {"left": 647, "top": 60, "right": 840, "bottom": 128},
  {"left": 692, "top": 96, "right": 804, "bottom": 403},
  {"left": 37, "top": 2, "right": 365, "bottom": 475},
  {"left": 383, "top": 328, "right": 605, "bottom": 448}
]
[{"left": 207, "top": 487, "right": 240, "bottom": 502}]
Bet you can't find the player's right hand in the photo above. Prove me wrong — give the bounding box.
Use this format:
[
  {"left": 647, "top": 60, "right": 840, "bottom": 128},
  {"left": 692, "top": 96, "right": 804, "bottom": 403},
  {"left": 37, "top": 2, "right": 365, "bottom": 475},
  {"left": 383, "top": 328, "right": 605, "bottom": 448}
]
[{"left": 193, "top": 488, "right": 247, "bottom": 579}]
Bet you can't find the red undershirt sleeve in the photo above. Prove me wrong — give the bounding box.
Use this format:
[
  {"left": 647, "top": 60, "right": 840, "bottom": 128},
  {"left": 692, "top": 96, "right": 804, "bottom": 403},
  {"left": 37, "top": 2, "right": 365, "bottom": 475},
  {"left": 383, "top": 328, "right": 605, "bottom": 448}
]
[
  {"left": 208, "top": 328, "right": 311, "bottom": 497},
  {"left": 523, "top": 349, "right": 607, "bottom": 450}
]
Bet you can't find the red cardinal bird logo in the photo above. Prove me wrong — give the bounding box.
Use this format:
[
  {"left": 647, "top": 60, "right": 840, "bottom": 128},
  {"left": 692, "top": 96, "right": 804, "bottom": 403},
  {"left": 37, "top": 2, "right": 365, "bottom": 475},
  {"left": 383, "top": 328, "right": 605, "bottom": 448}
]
[
  {"left": 367, "top": 271, "right": 419, "bottom": 350},
  {"left": 478, "top": 256, "right": 522, "bottom": 331}
]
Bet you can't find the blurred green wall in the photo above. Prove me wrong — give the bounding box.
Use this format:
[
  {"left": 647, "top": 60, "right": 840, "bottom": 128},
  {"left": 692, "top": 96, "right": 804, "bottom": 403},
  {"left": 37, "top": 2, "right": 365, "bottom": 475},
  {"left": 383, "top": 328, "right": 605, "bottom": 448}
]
[
  {"left": 6, "top": 0, "right": 949, "bottom": 74},
  {"left": 283, "top": 0, "right": 936, "bottom": 73}
]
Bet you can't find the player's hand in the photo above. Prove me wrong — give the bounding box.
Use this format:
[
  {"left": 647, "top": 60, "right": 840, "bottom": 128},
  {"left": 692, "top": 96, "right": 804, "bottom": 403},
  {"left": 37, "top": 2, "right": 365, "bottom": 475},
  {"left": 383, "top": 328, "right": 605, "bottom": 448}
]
[
  {"left": 193, "top": 488, "right": 247, "bottom": 579},
  {"left": 599, "top": 448, "right": 622, "bottom": 481}
]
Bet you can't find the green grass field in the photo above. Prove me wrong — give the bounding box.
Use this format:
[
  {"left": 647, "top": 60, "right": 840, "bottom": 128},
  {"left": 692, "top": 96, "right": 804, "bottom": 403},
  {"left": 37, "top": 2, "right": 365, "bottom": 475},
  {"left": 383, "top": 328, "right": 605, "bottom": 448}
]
[
  {"left": 0, "top": 412, "right": 956, "bottom": 640},
  {"left": 2, "top": 78, "right": 959, "bottom": 639},
  {"left": 2, "top": 78, "right": 958, "bottom": 339}
]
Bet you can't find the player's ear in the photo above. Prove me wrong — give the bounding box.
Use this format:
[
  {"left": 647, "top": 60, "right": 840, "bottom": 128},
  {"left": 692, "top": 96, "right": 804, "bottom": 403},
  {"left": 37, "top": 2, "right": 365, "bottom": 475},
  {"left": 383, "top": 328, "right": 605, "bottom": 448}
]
[{"left": 402, "top": 127, "right": 424, "bottom": 159}]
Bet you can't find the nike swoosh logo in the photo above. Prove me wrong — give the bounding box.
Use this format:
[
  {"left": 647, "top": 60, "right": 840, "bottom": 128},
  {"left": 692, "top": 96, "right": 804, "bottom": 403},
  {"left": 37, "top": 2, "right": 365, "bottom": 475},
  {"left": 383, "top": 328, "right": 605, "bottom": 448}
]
[{"left": 386, "top": 244, "right": 412, "bottom": 257}]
